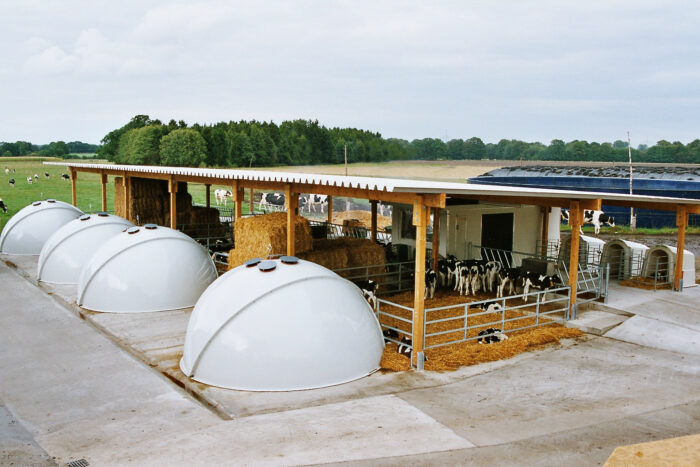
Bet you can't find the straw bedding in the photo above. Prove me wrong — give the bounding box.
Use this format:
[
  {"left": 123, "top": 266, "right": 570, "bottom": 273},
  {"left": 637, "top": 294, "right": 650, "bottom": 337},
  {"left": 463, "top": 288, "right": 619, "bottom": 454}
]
[
  {"left": 228, "top": 212, "right": 313, "bottom": 268},
  {"left": 333, "top": 210, "right": 392, "bottom": 230},
  {"left": 378, "top": 289, "right": 583, "bottom": 372},
  {"left": 619, "top": 277, "right": 672, "bottom": 290}
]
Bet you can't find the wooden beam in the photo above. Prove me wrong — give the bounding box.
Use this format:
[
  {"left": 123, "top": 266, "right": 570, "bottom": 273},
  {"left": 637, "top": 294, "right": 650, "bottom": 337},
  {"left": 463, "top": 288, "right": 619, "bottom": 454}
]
[
  {"left": 233, "top": 187, "right": 242, "bottom": 220},
  {"left": 568, "top": 201, "right": 582, "bottom": 317},
  {"left": 540, "top": 206, "right": 549, "bottom": 256},
  {"left": 370, "top": 200, "right": 378, "bottom": 242},
  {"left": 432, "top": 208, "right": 441, "bottom": 271},
  {"left": 285, "top": 185, "right": 297, "bottom": 256},
  {"left": 70, "top": 169, "right": 77, "bottom": 207},
  {"left": 249, "top": 187, "right": 254, "bottom": 215},
  {"left": 100, "top": 172, "right": 107, "bottom": 212},
  {"left": 205, "top": 184, "right": 211, "bottom": 209},
  {"left": 603, "top": 199, "right": 700, "bottom": 214},
  {"left": 674, "top": 207, "right": 688, "bottom": 291},
  {"left": 327, "top": 195, "right": 333, "bottom": 224},
  {"left": 169, "top": 177, "right": 178, "bottom": 230},
  {"left": 124, "top": 175, "right": 131, "bottom": 221},
  {"left": 412, "top": 198, "right": 428, "bottom": 370}
]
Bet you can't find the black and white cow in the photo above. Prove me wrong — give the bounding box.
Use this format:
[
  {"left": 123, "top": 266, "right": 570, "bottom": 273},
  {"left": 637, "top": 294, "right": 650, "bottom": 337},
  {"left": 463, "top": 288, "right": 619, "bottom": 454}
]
[
  {"left": 214, "top": 189, "right": 232, "bottom": 205},
  {"left": 484, "top": 261, "right": 502, "bottom": 293},
  {"left": 455, "top": 259, "right": 484, "bottom": 296},
  {"left": 26, "top": 176, "right": 33, "bottom": 184},
  {"left": 0, "top": 199, "right": 7, "bottom": 213},
  {"left": 33, "top": 174, "right": 38, "bottom": 180},
  {"left": 477, "top": 328, "right": 508, "bottom": 344},
  {"left": 425, "top": 268, "right": 437, "bottom": 299},
  {"left": 472, "top": 300, "right": 503, "bottom": 314},
  {"left": 497, "top": 267, "right": 521, "bottom": 298},
  {"left": 562, "top": 208, "right": 616, "bottom": 235},
  {"left": 397, "top": 336, "right": 428, "bottom": 361},
  {"left": 303, "top": 194, "right": 328, "bottom": 213},
  {"left": 259, "top": 192, "right": 285, "bottom": 210},
  {"left": 3, "top": 167, "right": 8, "bottom": 175},
  {"left": 354, "top": 279, "right": 379, "bottom": 309},
  {"left": 382, "top": 328, "right": 399, "bottom": 344},
  {"left": 438, "top": 255, "right": 459, "bottom": 288},
  {"left": 8, "top": 178, "right": 15, "bottom": 187},
  {"left": 44, "top": 172, "right": 50, "bottom": 178},
  {"left": 61, "top": 173, "right": 70, "bottom": 181},
  {"left": 520, "top": 271, "right": 562, "bottom": 302}
]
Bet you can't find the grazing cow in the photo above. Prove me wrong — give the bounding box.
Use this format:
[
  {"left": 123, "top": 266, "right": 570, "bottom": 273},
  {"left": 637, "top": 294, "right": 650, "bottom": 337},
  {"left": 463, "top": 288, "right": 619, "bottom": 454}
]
[
  {"left": 259, "top": 192, "right": 285, "bottom": 211},
  {"left": 382, "top": 328, "right": 399, "bottom": 344},
  {"left": 425, "top": 268, "right": 437, "bottom": 299},
  {"left": 377, "top": 202, "right": 392, "bottom": 217},
  {"left": 303, "top": 194, "right": 328, "bottom": 213},
  {"left": 520, "top": 271, "right": 562, "bottom": 302},
  {"left": 44, "top": 172, "right": 50, "bottom": 178},
  {"left": 477, "top": 328, "right": 508, "bottom": 344},
  {"left": 354, "top": 279, "right": 378, "bottom": 309},
  {"left": 8, "top": 178, "right": 15, "bottom": 187},
  {"left": 562, "top": 208, "right": 615, "bottom": 235},
  {"left": 497, "top": 267, "right": 521, "bottom": 298},
  {"left": 214, "top": 189, "right": 232, "bottom": 205},
  {"left": 0, "top": 199, "right": 7, "bottom": 213},
  {"left": 26, "top": 176, "right": 33, "bottom": 184},
  {"left": 33, "top": 174, "right": 38, "bottom": 180},
  {"left": 397, "top": 336, "right": 428, "bottom": 361},
  {"left": 61, "top": 173, "right": 70, "bottom": 180},
  {"left": 3, "top": 167, "right": 8, "bottom": 175}
]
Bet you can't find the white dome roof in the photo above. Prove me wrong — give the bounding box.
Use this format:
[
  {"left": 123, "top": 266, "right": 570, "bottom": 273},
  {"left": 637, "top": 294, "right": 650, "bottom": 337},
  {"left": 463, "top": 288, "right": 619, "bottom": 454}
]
[
  {"left": 0, "top": 200, "right": 83, "bottom": 255},
  {"left": 37, "top": 213, "right": 134, "bottom": 284},
  {"left": 180, "top": 257, "right": 384, "bottom": 391},
  {"left": 77, "top": 225, "right": 218, "bottom": 313}
]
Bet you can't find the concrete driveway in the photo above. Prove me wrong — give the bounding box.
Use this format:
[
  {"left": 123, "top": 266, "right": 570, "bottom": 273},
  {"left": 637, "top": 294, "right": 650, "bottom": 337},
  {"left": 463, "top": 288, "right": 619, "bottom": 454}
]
[{"left": 1, "top": 260, "right": 699, "bottom": 466}]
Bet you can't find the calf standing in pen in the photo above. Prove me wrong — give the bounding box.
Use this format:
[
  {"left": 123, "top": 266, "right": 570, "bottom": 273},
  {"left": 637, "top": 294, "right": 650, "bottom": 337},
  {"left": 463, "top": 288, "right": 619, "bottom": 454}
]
[
  {"left": 424, "top": 268, "right": 437, "bottom": 299},
  {"left": 354, "top": 279, "right": 378, "bottom": 309},
  {"left": 497, "top": 267, "right": 521, "bottom": 298},
  {"left": 520, "top": 271, "right": 563, "bottom": 302}
]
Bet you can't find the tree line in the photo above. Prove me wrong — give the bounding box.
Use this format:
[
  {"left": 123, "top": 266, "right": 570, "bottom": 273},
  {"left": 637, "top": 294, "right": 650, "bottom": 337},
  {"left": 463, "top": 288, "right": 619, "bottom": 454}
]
[
  {"left": 0, "top": 140, "right": 99, "bottom": 158},
  {"left": 4, "top": 115, "right": 700, "bottom": 165}
]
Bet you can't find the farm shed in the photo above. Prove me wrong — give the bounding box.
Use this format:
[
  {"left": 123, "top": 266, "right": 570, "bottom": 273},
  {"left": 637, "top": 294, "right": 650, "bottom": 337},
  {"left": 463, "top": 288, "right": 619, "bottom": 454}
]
[
  {"left": 47, "top": 161, "right": 700, "bottom": 370},
  {"left": 600, "top": 239, "right": 649, "bottom": 280},
  {"left": 180, "top": 257, "right": 384, "bottom": 391},
  {"left": 642, "top": 245, "right": 696, "bottom": 288},
  {"left": 77, "top": 224, "right": 218, "bottom": 313},
  {"left": 470, "top": 165, "right": 700, "bottom": 228},
  {"left": 0, "top": 199, "right": 83, "bottom": 255},
  {"left": 37, "top": 212, "right": 134, "bottom": 284}
]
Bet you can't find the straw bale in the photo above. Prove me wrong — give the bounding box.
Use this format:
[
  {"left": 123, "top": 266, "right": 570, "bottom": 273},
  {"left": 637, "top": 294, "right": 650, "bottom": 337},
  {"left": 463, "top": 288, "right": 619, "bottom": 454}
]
[
  {"left": 298, "top": 247, "right": 348, "bottom": 271},
  {"left": 333, "top": 210, "right": 392, "bottom": 229},
  {"left": 303, "top": 238, "right": 386, "bottom": 281},
  {"left": 378, "top": 289, "right": 584, "bottom": 372},
  {"left": 227, "top": 212, "right": 312, "bottom": 269}
]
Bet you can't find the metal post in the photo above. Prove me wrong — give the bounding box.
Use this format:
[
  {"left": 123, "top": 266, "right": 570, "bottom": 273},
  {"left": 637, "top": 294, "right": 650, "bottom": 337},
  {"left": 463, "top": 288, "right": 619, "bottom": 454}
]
[{"left": 604, "top": 263, "right": 610, "bottom": 303}]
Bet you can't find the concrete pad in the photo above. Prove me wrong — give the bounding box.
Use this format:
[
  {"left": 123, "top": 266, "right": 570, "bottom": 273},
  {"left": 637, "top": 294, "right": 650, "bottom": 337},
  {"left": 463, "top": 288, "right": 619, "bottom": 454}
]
[
  {"left": 566, "top": 310, "right": 628, "bottom": 335},
  {"left": 605, "top": 433, "right": 700, "bottom": 466},
  {"left": 0, "top": 401, "right": 55, "bottom": 466},
  {"left": 397, "top": 338, "right": 700, "bottom": 446},
  {"left": 605, "top": 315, "right": 700, "bottom": 355}
]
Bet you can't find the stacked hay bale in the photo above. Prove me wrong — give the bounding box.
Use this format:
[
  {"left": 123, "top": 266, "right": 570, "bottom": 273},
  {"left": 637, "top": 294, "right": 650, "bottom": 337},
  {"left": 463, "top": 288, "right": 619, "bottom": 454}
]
[
  {"left": 299, "top": 238, "right": 386, "bottom": 281},
  {"left": 333, "top": 210, "right": 392, "bottom": 230},
  {"left": 227, "top": 212, "right": 313, "bottom": 268}
]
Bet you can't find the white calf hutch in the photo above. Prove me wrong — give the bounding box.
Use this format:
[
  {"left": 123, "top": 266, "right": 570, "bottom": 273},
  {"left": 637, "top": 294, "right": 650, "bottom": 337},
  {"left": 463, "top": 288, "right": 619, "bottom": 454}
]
[
  {"left": 642, "top": 245, "right": 696, "bottom": 288},
  {"left": 37, "top": 212, "right": 134, "bottom": 284},
  {"left": 77, "top": 225, "right": 218, "bottom": 313},
  {"left": 45, "top": 162, "right": 700, "bottom": 371},
  {"left": 600, "top": 239, "right": 649, "bottom": 280},
  {"left": 0, "top": 199, "right": 83, "bottom": 255},
  {"left": 181, "top": 257, "right": 384, "bottom": 391}
]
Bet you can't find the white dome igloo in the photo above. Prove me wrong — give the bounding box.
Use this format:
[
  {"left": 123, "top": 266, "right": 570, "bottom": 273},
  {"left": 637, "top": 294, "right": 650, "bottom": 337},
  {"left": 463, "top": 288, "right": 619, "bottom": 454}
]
[
  {"left": 0, "top": 200, "right": 83, "bottom": 255},
  {"left": 77, "top": 225, "right": 218, "bottom": 313},
  {"left": 37, "top": 213, "right": 134, "bottom": 284},
  {"left": 180, "top": 257, "right": 384, "bottom": 391}
]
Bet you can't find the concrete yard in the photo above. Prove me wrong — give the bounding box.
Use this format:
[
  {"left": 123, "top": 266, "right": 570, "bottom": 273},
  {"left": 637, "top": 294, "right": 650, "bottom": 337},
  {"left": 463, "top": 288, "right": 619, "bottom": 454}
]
[{"left": 1, "top": 257, "right": 700, "bottom": 466}]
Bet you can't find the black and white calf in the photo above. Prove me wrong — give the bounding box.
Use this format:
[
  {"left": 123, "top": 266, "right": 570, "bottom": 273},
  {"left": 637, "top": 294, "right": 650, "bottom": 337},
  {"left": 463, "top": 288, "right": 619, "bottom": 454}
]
[
  {"left": 259, "top": 192, "right": 286, "bottom": 210},
  {"left": 61, "top": 173, "right": 70, "bottom": 181},
  {"left": 397, "top": 336, "right": 427, "bottom": 361},
  {"left": 425, "top": 268, "right": 437, "bottom": 299},
  {"left": 44, "top": 172, "right": 50, "bottom": 178},
  {"left": 382, "top": 328, "right": 399, "bottom": 344},
  {"left": 8, "top": 178, "right": 15, "bottom": 187},
  {"left": 562, "top": 208, "right": 616, "bottom": 235},
  {"left": 33, "top": 174, "right": 38, "bottom": 180},
  {"left": 520, "top": 271, "right": 562, "bottom": 302},
  {"left": 472, "top": 300, "right": 503, "bottom": 314},
  {"left": 0, "top": 199, "right": 7, "bottom": 213},
  {"left": 477, "top": 328, "right": 508, "bottom": 344},
  {"left": 484, "top": 261, "right": 502, "bottom": 293},
  {"left": 438, "top": 255, "right": 458, "bottom": 288},
  {"left": 354, "top": 279, "right": 379, "bottom": 309},
  {"left": 303, "top": 194, "right": 328, "bottom": 213},
  {"left": 26, "top": 176, "right": 32, "bottom": 184},
  {"left": 214, "top": 189, "right": 232, "bottom": 205},
  {"left": 497, "top": 267, "right": 521, "bottom": 298}
]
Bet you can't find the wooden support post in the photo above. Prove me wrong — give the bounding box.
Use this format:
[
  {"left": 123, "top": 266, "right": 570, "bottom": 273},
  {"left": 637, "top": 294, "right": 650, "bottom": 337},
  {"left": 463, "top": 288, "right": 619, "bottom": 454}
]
[
  {"left": 285, "top": 185, "right": 297, "bottom": 256},
  {"left": 432, "top": 208, "right": 440, "bottom": 271},
  {"left": 100, "top": 172, "right": 107, "bottom": 212},
  {"left": 412, "top": 198, "right": 428, "bottom": 370},
  {"left": 540, "top": 206, "right": 549, "bottom": 257},
  {"left": 169, "top": 178, "right": 178, "bottom": 230},
  {"left": 370, "top": 200, "right": 378, "bottom": 242},
  {"left": 70, "top": 169, "right": 77, "bottom": 207},
  {"left": 205, "top": 184, "right": 211, "bottom": 209},
  {"left": 327, "top": 196, "right": 333, "bottom": 224},
  {"left": 249, "top": 187, "right": 254, "bottom": 214},
  {"left": 674, "top": 206, "right": 688, "bottom": 291},
  {"left": 568, "top": 201, "right": 582, "bottom": 317},
  {"left": 233, "top": 184, "right": 242, "bottom": 220},
  {"left": 124, "top": 175, "right": 131, "bottom": 221}
]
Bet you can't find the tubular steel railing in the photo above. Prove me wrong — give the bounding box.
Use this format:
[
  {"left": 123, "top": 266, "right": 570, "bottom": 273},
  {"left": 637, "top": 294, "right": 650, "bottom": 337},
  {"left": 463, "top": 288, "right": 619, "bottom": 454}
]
[
  {"left": 307, "top": 220, "right": 392, "bottom": 244},
  {"left": 334, "top": 260, "right": 415, "bottom": 295}
]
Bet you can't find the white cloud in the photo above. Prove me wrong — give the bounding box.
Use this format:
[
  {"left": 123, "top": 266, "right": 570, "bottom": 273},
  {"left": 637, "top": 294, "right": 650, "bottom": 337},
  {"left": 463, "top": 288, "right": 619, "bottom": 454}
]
[{"left": 24, "top": 46, "right": 79, "bottom": 73}]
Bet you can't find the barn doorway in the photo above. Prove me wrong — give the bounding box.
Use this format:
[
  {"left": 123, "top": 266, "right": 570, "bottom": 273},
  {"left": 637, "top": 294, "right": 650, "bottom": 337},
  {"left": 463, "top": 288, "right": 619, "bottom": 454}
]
[{"left": 481, "top": 213, "right": 513, "bottom": 263}]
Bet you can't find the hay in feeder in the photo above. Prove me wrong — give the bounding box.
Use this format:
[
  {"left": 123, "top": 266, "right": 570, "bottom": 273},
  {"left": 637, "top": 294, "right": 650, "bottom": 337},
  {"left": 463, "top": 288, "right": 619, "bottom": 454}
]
[
  {"left": 377, "top": 289, "right": 584, "bottom": 372},
  {"left": 227, "top": 212, "right": 312, "bottom": 268},
  {"left": 333, "top": 210, "right": 392, "bottom": 230}
]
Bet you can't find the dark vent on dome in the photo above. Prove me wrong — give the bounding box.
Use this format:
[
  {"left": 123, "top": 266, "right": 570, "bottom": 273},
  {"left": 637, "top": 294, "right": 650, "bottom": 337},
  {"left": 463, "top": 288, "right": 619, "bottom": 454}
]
[
  {"left": 245, "top": 258, "right": 262, "bottom": 267},
  {"left": 79, "top": 214, "right": 91, "bottom": 221},
  {"left": 281, "top": 256, "right": 299, "bottom": 264},
  {"left": 258, "top": 260, "right": 277, "bottom": 272},
  {"left": 126, "top": 226, "right": 140, "bottom": 234}
]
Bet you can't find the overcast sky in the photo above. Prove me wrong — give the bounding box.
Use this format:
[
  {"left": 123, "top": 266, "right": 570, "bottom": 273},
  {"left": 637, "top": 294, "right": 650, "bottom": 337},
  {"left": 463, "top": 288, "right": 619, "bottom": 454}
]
[{"left": 1, "top": 1, "right": 699, "bottom": 146}]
